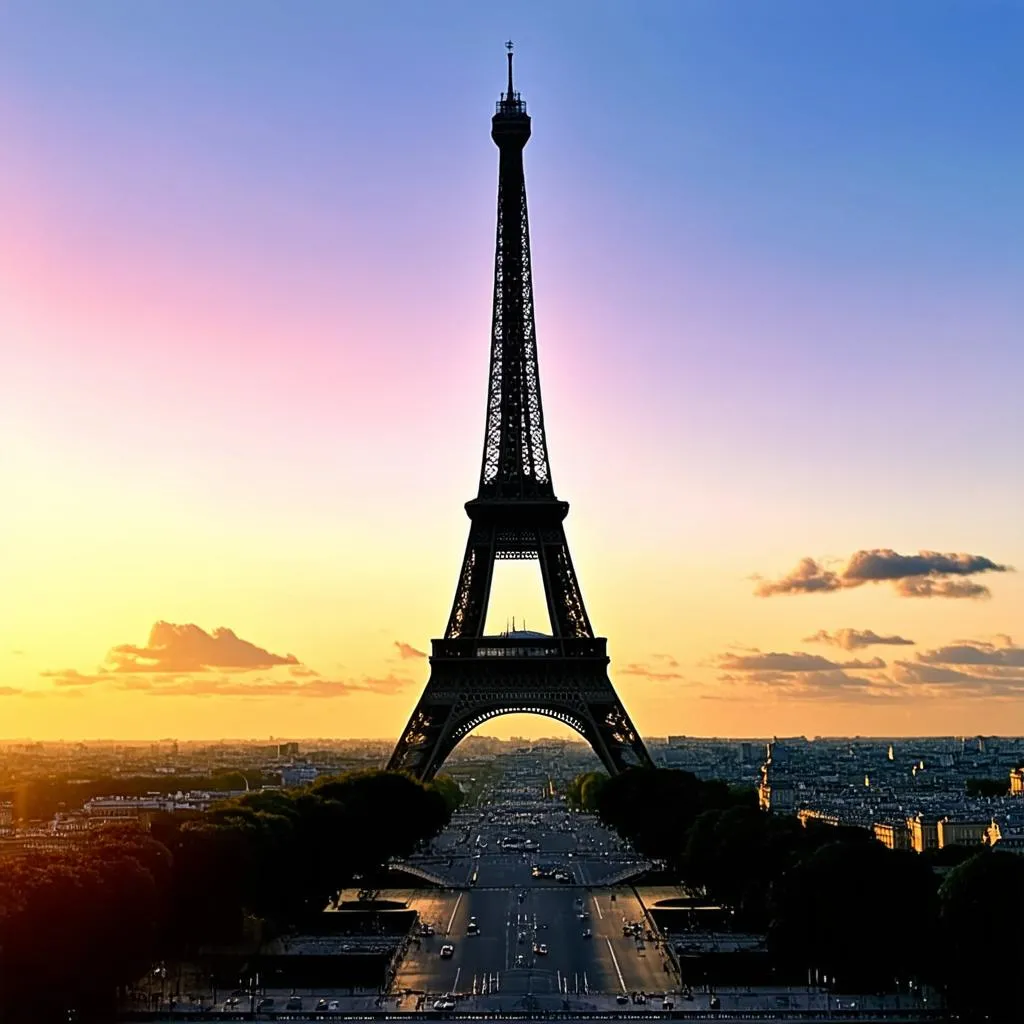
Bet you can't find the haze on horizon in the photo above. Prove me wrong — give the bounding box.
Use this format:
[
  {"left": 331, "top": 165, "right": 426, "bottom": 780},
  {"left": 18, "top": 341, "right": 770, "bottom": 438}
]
[{"left": 2, "top": 1, "right": 1022, "bottom": 742}]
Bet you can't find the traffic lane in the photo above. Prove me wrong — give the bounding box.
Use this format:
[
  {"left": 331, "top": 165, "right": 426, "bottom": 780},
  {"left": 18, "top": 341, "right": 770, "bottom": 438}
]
[
  {"left": 391, "top": 889, "right": 473, "bottom": 994},
  {"left": 535, "top": 886, "right": 600, "bottom": 997},
  {"left": 455, "top": 886, "right": 514, "bottom": 985},
  {"left": 595, "top": 887, "right": 676, "bottom": 998}
]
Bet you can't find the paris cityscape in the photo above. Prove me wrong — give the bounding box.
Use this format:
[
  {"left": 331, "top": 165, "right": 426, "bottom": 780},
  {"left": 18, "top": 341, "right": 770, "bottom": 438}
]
[{"left": 3, "top": 3, "right": 1022, "bottom": 1023}]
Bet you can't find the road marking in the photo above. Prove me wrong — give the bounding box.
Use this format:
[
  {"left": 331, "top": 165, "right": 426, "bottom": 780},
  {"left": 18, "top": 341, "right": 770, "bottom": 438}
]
[
  {"left": 556, "top": 970, "right": 562, "bottom": 993},
  {"left": 584, "top": 971, "right": 590, "bottom": 995},
  {"left": 452, "top": 967, "right": 461, "bottom": 994},
  {"left": 605, "top": 937, "right": 627, "bottom": 993},
  {"left": 445, "top": 892, "right": 463, "bottom": 935},
  {"left": 593, "top": 895, "right": 604, "bottom": 920}
]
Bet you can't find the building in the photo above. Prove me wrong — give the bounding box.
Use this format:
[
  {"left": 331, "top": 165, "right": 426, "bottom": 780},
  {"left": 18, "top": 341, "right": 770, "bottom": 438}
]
[
  {"left": 83, "top": 791, "right": 232, "bottom": 825},
  {"left": 873, "top": 821, "right": 911, "bottom": 850},
  {"left": 906, "top": 814, "right": 940, "bottom": 853},
  {"left": 281, "top": 765, "right": 320, "bottom": 787},
  {"left": 0, "top": 799, "right": 13, "bottom": 835},
  {"left": 937, "top": 817, "right": 989, "bottom": 849},
  {"left": 1010, "top": 767, "right": 1024, "bottom": 795},
  {"left": 278, "top": 742, "right": 300, "bottom": 758},
  {"left": 799, "top": 809, "right": 839, "bottom": 828}
]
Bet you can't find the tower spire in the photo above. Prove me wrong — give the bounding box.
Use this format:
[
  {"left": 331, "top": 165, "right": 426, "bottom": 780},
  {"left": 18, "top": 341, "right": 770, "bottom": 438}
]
[{"left": 506, "top": 39, "right": 514, "bottom": 99}]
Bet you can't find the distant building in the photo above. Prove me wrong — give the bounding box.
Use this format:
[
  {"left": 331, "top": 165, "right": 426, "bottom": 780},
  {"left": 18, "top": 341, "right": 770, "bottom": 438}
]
[
  {"left": 799, "top": 809, "right": 839, "bottom": 828},
  {"left": 873, "top": 821, "right": 911, "bottom": 850},
  {"left": 740, "top": 742, "right": 754, "bottom": 764},
  {"left": 281, "top": 765, "right": 319, "bottom": 787},
  {"left": 83, "top": 791, "right": 232, "bottom": 826},
  {"left": 0, "top": 800, "right": 13, "bottom": 835},
  {"left": 278, "top": 742, "right": 300, "bottom": 758},
  {"left": 937, "top": 818, "right": 989, "bottom": 849},
  {"left": 1010, "top": 767, "right": 1024, "bottom": 795},
  {"left": 757, "top": 749, "right": 794, "bottom": 811},
  {"left": 906, "top": 814, "right": 939, "bottom": 853},
  {"left": 987, "top": 811, "right": 1024, "bottom": 855}
]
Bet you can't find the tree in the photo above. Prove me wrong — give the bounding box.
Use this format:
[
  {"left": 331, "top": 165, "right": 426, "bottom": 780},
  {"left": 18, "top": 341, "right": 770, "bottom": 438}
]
[
  {"left": 768, "top": 840, "right": 936, "bottom": 988},
  {"left": 937, "top": 849, "right": 1024, "bottom": 1015}
]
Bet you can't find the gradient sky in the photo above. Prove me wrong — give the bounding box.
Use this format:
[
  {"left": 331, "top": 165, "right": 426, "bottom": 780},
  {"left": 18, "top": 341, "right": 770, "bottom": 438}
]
[{"left": 2, "top": 1, "right": 1022, "bottom": 742}]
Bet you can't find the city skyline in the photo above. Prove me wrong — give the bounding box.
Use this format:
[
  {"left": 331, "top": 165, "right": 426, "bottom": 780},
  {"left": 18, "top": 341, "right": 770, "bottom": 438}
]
[{"left": 3, "top": 1, "right": 1023, "bottom": 740}]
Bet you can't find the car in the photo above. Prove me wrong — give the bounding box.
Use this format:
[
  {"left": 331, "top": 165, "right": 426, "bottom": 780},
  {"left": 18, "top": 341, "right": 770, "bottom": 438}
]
[
  {"left": 285, "top": 996, "right": 302, "bottom": 1010},
  {"left": 616, "top": 994, "right": 630, "bottom": 1005},
  {"left": 582, "top": 928, "right": 592, "bottom": 938},
  {"left": 256, "top": 998, "right": 274, "bottom": 1010},
  {"left": 514, "top": 954, "right": 525, "bottom": 967},
  {"left": 225, "top": 997, "right": 240, "bottom": 1007},
  {"left": 536, "top": 942, "right": 548, "bottom": 955},
  {"left": 316, "top": 999, "right": 329, "bottom": 1010},
  {"left": 328, "top": 1000, "right": 340, "bottom": 1011},
  {"left": 440, "top": 944, "right": 455, "bottom": 958},
  {"left": 517, "top": 931, "right": 525, "bottom": 943},
  {"left": 433, "top": 997, "right": 457, "bottom": 1011}
]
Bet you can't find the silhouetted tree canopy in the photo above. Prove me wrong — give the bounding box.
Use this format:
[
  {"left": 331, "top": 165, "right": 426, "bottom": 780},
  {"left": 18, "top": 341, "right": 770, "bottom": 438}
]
[
  {"left": 964, "top": 776, "right": 1007, "bottom": 798},
  {"left": 0, "top": 769, "right": 455, "bottom": 1022},
  {"left": 937, "top": 850, "right": 1024, "bottom": 1016}
]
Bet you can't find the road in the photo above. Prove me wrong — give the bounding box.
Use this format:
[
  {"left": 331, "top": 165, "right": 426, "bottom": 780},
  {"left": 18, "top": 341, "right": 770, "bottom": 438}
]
[{"left": 391, "top": 764, "right": 675, "bottom": 1011}]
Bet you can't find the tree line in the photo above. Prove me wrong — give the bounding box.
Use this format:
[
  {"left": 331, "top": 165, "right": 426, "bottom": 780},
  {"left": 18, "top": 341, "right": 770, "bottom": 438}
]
[
  {"left": 0, "top": 769, "right": 459, "bottom": 1022},
  {"left": 572, "top": 766, "right": 1024, "bottom": 1018}
]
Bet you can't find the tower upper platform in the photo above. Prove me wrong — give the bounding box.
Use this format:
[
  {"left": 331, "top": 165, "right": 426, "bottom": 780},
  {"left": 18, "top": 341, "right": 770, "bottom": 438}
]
[{"left": 492, "top": 44, "right": 531, "bottom": 147}]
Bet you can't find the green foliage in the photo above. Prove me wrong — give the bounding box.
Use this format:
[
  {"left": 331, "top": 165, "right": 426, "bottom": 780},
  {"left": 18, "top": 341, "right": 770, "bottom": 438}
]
[
  {"left": 566, "top": 770, "right": 608, "bottom": 810},
  {"left": 0, "top": 769, "right": 454, "bottom": 1021},
  {"left": 593, "top": 768, "right": 736, "bottom": 865},
  {"left": 768, "top": 841, "right": 937, "bottom": 987},
  {"left": 937, "top": 850, "right": 1024, "bottom": 1015},
  {"left": 429, "top": 773, "right": 464, "bottom": 814},
  {"left": 964, "top": 776, "right": 1007, "bottom": 798}
]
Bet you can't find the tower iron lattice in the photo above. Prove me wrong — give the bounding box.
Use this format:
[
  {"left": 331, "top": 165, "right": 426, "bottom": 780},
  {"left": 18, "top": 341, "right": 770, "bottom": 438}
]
[{"left": 388, "top": 47, "right": 653, "bottom": 780}]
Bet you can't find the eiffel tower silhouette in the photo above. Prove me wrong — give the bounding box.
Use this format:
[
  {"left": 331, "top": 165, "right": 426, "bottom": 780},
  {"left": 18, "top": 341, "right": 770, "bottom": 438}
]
[{"left": 388, "top": 46, "right": 653, "bottom": 779}]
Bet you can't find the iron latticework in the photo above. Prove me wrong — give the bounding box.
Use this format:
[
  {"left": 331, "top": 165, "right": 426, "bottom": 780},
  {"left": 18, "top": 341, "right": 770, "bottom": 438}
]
[{"left": 388, "top": 48, "right": 653, "bottom": 780}]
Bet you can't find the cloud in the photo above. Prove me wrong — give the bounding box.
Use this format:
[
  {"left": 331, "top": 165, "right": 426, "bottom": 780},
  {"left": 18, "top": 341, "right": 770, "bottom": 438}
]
[
  {"left": 39, "top": 669, "right": 110, "bottom": 687},
  {"left": 756, "top": 549, "right": 1010, "bottom": 599},
  {"left": 713, "top": 645, "right": 894, "bottom": 702},
  {"left": 618, "top": 660, "right": 685, "bottom": 682},
  {"left": 652, "top": 653, "right": 680, "bottom": 668},
  {"left": 113, "top": 672, "right": 414, "bottom": 699},
  {"left": 718, "top": 667, "right": 887, "bottom": 700},
  {"left": 889, "top": 637, "right": 1024, "bottom": 696},
  {"left": 754, "top": 557, "right": 842, "bottom": 596},
  {"left": 0, "top": 686, "right": 23, "bottom": 696},
  {"left": 916, "top": 638, "right": 1024, "bottom": 668},
  {"left": 288, "top": 666, "right": 321, "bottom": 678},
  {"left": 714, "top": 635, "right": 1024, "bottom": 702},
  {"left": 393, "top": 641, "right": 427, "bottom": 660},
  {"left": 894, "top": 577, "right": 991, "bottom": 599},
  {"left": 107, "top": 622, "right": 299, "bottom": 673},
  {"left": 804, "top": 628, "right": 915, "bottom": 650},
  {"left": 717, "top": 651, "right": 886, "bottom": 672}
]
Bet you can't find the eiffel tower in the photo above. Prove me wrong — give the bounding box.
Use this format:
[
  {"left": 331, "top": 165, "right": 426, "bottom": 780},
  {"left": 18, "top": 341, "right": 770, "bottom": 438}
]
[{"left": 388, "top": 46, "right": 653, "bottom": 780}]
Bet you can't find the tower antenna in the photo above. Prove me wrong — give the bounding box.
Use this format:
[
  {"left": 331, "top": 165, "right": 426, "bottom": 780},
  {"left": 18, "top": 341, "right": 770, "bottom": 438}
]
[{"left": 505, "top": 39, "right": 514, "bottom": 99}]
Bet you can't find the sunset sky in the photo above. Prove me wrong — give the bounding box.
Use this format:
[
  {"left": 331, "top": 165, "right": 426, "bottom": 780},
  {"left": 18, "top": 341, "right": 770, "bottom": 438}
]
[{"left": 2, "top": 1, "right": 1022, "bottom": 742}]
